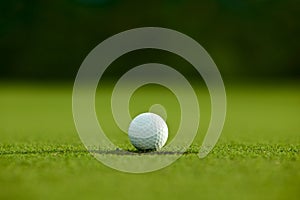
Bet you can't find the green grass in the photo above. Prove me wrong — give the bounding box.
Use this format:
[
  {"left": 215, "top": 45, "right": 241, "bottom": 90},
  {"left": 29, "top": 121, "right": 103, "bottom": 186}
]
[{"left": 0, "top": 81, "right": 299, "bottom": 200}]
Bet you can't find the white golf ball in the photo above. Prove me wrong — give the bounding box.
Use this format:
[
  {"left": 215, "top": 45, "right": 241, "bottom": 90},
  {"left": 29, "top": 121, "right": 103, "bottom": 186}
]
[{"left": 128, "top": 112, "right": 168, "bottom": 150}]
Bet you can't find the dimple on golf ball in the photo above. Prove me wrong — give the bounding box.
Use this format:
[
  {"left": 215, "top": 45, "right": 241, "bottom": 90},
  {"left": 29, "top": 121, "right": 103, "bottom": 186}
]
[{"left": 128, "top": 112, "right": 168, "bottom": 151}]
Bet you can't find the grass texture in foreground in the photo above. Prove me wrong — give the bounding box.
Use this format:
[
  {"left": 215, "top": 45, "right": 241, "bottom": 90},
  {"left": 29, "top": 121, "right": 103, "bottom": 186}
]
[{"left": 0, "top": 82, "right": 299, "bottom": 200}]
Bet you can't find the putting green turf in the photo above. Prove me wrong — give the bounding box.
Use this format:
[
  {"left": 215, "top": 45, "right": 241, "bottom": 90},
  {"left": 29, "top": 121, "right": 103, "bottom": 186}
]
[{"left": 0, "top": 81, "right": 299, "bottom": 200}]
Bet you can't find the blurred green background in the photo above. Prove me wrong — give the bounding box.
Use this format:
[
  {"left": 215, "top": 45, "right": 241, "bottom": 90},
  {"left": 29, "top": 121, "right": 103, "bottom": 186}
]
[{"left": 1, "top": 0, "right": 299, "bottom": 80}]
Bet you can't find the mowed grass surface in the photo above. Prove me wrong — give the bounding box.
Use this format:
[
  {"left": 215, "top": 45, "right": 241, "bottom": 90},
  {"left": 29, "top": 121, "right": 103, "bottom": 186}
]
[{"left": 0, "top": 81, "right": 299, "bottom": 200}]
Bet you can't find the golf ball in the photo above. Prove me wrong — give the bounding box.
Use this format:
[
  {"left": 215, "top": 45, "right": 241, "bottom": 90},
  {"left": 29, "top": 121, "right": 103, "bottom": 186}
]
[{"left": 128, "top": 112, "right": 168, "bottom": 150}]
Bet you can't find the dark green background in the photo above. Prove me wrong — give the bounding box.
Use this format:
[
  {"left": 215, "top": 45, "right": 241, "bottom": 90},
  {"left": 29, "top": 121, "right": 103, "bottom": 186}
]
[{"left": 1, "top": 0, "right": 299, "bottom": 80}]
